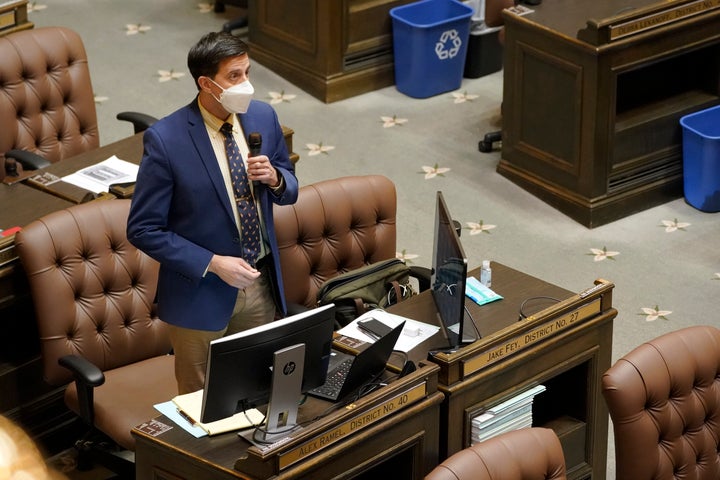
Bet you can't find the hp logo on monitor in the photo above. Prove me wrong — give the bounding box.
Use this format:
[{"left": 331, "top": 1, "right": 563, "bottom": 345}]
[{"left": 282, "top": 361, "right": 296, "bottom": 376}]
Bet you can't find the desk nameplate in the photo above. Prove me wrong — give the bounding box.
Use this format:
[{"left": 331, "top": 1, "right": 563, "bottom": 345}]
[
  {"left": 462, "top": 298, "right": 602, "bottom": 378},
  {"left": 0, "top": 240, "right": 16, "bottom": 268},
  {"left": 276, "top": 382, "right": 427, "bottom": 470},
  {"left": 577, "top": 0, "right": 720, "bottom": 45},
  {"left": 0, "top": 10, "right": 16, "bottom": 30},
  {"left": 0, "top": 1, "right": 31, "bottom": 37},
  {"left": 609, "top": 0, "right": 720, "bottom": 40}
]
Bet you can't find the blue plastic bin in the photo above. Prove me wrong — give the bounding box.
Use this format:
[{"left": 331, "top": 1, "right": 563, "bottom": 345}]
[
  {"left": 680, "top": 104, "right": 720, "bottom": 212},
  {"left": 390, "top": 0, "right": 473, "bottom": 98}
]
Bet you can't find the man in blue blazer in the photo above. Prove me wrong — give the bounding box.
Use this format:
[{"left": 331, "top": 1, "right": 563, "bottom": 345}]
[{"left": 127, "top": 32, "right": 298, "bottom": 394}]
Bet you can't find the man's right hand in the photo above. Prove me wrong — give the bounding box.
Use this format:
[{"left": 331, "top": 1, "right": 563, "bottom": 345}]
[{"left": 207, "top": 255, "right": 261, "bottom": 289}]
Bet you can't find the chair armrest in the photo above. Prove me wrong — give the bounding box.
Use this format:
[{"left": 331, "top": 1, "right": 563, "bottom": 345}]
[
  {"left": 59, "top": 355, "right": 105, "bottom": 426},
  {"left": 116, "top": 111, "right": 158, "bottom": 134},
  {"left": 409, "top": 265, "right": 432, "bottom": 292},
  {"left": 5, "top": 149, "right": 52, "bottom": 170}
]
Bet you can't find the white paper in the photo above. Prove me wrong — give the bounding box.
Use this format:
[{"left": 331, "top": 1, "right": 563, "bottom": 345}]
[
  {"left": 62, "top": 155, "right": 138, "bottom": 193},
  {"left": 337, "top": 309, "right": 440, "bottom": 352}
]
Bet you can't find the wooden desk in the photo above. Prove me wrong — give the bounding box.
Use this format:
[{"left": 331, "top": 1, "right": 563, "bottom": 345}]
[
  {"left": 26, "top": 126, "right": 300, "bottom": 203},
  {"left": 133, "top": 363, "right": 443, "bottom": 480},
  {"left": 389, "top": 262, "right": 616, "bottom": 480},
  {"left": 132, "top": 262, "right": 614, "bottom": 479},
  {"left": 497, "top": 0, "right": 720, "bottom": 227}
]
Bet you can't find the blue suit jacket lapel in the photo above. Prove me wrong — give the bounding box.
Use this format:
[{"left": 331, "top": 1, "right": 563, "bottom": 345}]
[{"left": 187, "top": 102, "right": 236, "bottom": 225}]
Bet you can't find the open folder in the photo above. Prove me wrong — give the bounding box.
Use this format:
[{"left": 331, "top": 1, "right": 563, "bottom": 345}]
[{"left": 171, "top": 389, "right": 264, "bottom": 436}]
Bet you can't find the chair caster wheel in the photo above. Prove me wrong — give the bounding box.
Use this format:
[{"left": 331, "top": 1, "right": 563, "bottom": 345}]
[{"left": 478, "top": 131, "right": 502, "bottom": 153}]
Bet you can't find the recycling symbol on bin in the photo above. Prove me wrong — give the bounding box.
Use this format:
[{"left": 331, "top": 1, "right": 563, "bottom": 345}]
[{"left": 435, "top": 29, "right": 463, "bottom": 60}]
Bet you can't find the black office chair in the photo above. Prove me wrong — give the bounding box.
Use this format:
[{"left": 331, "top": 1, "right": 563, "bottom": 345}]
[{"left": 215, "top": 0, "right": 248, "bottom": 33}]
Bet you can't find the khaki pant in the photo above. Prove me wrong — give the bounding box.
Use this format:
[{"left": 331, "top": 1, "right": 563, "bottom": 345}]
[{"left": 168, "top": 266, "right": 276, "bottom": 394}]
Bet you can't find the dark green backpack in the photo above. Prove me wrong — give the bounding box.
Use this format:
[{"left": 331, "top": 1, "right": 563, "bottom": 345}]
[{"left": 316, "top": 258, "right": 416, "bottom": 327}]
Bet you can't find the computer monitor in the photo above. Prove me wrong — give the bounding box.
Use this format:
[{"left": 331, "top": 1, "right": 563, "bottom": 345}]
[
  {"left": 200, "top": 304, "right": 335, "bottom": 439},
  {"left": 431, "top": 191, "right": 472, "bottom": 349}
]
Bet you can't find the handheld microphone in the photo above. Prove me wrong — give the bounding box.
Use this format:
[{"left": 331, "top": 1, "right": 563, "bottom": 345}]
[{"left": 248, "top": 132, "right": 262, "bottom": 187}]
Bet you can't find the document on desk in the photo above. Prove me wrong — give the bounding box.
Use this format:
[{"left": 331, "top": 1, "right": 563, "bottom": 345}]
[
  {"left": 337, "top": 309, "right": 439, "bottom": 352},
  {"left": 154, "top": 390, "right": 264, "bottom": 437},
  {"left": 62, "top": 155, "right": 138, "bottom": 193}
]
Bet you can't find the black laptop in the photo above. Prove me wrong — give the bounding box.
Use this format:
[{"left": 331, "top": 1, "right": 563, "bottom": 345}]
[{"left": 309, "top": 321, "right": 405, "bottom": 402}]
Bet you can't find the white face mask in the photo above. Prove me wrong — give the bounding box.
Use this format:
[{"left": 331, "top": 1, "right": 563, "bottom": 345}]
[{"left": 209, "top": 78, "right": 254, "bottom": 114}]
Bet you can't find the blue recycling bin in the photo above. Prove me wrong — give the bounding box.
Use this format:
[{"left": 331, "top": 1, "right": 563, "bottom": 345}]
[
  {"left": 680, "top": 104, "right": 720, "bottom": 212},
  {"left": 390, "top": 0, "right": 473, "bottom": 98}
]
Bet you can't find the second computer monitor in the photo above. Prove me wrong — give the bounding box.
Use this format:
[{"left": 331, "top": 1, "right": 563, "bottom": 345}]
[{"left": 431, "top": 191, "right": 470, "bottom": 348}]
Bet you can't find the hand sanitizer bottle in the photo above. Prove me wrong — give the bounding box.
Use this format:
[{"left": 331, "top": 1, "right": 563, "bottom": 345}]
[{"left": 480, "top": 260, "right": 492, "bottom": 287}]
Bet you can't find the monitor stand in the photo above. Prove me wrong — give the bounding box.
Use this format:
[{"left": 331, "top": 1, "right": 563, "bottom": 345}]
[
  {"left": 257, "top": 343, "right": 305, "bottom": 444},
  {"left": 462, "top": 304, "right": 481, "bottom": 342},
  {"left": 429, "top": 307, "right": 481, "bottom": 355}
]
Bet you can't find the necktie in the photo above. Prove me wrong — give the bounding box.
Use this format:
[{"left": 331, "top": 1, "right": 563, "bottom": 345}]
[{"left": 220, "top": 122, "right": 261, "bottom": 266}]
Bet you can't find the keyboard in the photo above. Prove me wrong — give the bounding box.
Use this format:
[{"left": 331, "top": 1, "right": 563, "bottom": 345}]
[{"left": 310, "top": 357, "right": 354, "bottom": 400}]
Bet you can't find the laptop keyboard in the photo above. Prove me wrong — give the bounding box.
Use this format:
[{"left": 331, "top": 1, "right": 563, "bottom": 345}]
[{"left": 310, "top": 358, "right": 354, "bottom": 399}]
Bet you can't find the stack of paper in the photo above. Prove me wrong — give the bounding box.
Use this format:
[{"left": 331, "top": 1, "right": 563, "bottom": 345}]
[
  {"left": 471, "top": 384, "right": 546, "bottom": 444},
  {"left": 161, "top": 389, "right": 264, "bottom": 436},
  {"left": 62, "top": 155, "right": 138, "bottom": 194}
]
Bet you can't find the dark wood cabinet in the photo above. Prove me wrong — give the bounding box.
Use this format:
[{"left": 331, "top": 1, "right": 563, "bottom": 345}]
[
  {"left": 497, "top": 0, "right": 720, "bottom": 227},
  {"left": 248, "top": 0, "right": 415, "bottom": 103}
]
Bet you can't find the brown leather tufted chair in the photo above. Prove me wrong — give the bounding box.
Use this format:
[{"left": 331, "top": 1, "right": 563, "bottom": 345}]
[
  {"left": 273, "top": 175, "right": 429, "bottom": 312},
  {"left": 602, "top": 325, "right": 720, "bottom": 480},
  {"left": 0, "top": 26, "right": 155, "bottom": 178},
  {"left": 14, "top": 199, "right": 175, "bottom": 478},
  {"left": 425, "top": 427, "right": 567, "bottom": 480}
]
